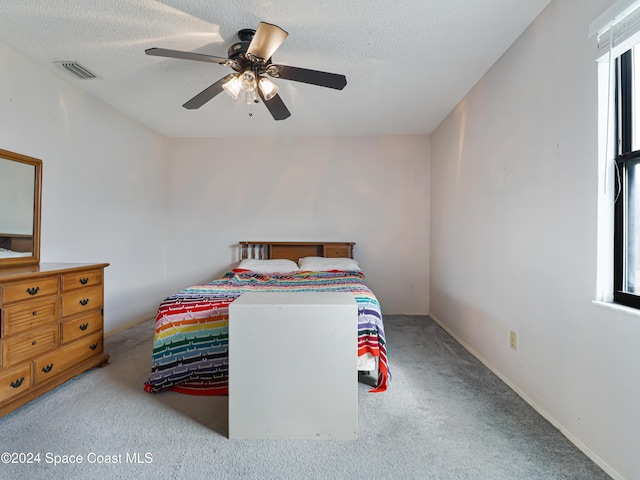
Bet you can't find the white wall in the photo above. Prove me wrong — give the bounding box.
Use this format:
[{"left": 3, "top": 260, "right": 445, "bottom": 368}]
[
  {"left": 430, "top": 1, "right": 640, "bottom": 479},
  {"left": 0, "top": 42, "right": 170, "bottom": 332},
  {"left": 166, "top": 136, "right": 430, "bottom": 315}
]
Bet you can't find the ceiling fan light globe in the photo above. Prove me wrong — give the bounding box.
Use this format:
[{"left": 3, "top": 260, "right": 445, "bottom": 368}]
[
  {"left": 258, "top": 77, "right": 279, "bottom": 101},
  {"left": 244, "top": 90, "right": 258, "bottom": 105},
  {"left": 222, "top": 75, "right": 242, "bottom": 100}
]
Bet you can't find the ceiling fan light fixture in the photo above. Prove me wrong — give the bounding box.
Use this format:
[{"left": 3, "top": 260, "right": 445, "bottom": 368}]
[
  {"left": 258, "top": 77, "right": 279, "bottom": 101},
  {"left": 222, "top": 74, "right": 242, "bottom": 99},
  {"left": 224, "top": 70, "right": 261, "bottom": 104}
]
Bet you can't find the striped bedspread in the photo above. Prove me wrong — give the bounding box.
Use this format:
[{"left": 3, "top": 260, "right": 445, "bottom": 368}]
[{"left": 144, "top": 270, "right": 389, "bottom": 395}]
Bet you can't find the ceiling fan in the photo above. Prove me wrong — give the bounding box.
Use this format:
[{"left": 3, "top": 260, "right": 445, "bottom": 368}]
[{"left": 145, "top": 22, "right": 347, "bottom": 121}]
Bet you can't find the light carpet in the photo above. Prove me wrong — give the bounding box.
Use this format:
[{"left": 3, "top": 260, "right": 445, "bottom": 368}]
[{"left": 0, "top": 315, "right": 609, "bottom": 480}]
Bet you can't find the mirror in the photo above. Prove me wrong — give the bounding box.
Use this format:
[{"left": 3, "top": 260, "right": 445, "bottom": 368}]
[{"left": 0, "top": 149, "right": 42, "bottom": 267}]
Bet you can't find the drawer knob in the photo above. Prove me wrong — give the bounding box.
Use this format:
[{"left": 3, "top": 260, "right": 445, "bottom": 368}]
[
  {"left": 79, "top": 298, "right": 90, "bottom": 306},
  {"left": 32, "top": 341, "right": 37, "bottom": 345},
  {"left": 90, "top": 343, "right": 99, "bottom": 351},
  {"left": 10, "top": 377, "right": 25, "bottom": 388},
  {"left": 41, "top": 364, "right": 54, "bottom": 373},
  {"left": 79, "top": 323, "right": 89, "bottom": 331},
  {"left": 26, "top": 286, "right": 40, "bottom": 296},
  {"left": 32, "top": 311, "right": 38, "bottom": 316},
  {"left": 79, "top": 278, "right": 89, "bottom": 285}
]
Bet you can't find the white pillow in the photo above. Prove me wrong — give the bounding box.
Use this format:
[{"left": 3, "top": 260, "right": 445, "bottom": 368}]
[
  {"left": 236, "top": 258, "right": 299, "bottom": 274},
  {"left": 298, "top": 256, "right": 361, "bottom": 272}
]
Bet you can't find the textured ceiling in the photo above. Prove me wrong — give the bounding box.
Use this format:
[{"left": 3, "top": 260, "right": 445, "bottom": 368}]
[{"left": 0, "top": 0, "right": 551, "bottom": 138}]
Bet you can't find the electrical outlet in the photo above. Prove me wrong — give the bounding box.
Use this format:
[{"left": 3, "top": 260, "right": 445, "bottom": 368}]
[{"left": 510, "top": 330, "right": 517, "bottom": 350}]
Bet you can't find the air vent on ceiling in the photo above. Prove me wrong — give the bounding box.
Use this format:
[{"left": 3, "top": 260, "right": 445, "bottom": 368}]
[{"left": 54, "top": 61, "right": 97, "bottom": 80}]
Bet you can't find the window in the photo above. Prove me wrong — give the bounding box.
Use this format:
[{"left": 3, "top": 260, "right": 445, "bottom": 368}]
[
  {"left": 614, "top": 46, "right": 640, "bottom": 308},
  {"left": 592, "top": 0, "right": 640, "bottom": 308}
]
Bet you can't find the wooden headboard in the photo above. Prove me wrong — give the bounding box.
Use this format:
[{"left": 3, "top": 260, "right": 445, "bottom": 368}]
[{"left": 240, "top": 241, "right": 355, "bottom": 262}]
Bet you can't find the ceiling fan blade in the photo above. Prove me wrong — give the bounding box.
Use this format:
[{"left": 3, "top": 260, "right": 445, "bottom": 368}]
[
  {"left": 258, "top": 90, "right": 291, "bottom": 121},
  {"left": 268, "top": 65, "right": 347, "bottom": 90},
  {"left": 183, "top": 74, "right": 236, "bottom": 109},
  {"left": 247, "top": 22, "right": 288, "bottom": 61},
  {"left": 146, "top": 47, "right": 228, "bottom": 65}
]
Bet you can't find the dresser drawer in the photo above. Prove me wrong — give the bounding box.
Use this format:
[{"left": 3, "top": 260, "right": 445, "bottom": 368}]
[
  {"left": 2, "top": 323, "right": 58, "bottom": 368},
  {"left": 1, "top": 277, "right": 59, "bottom": 305},
  {"left": 62, "top": 269, "right": 103, "bottom": 293},
  {"left": 1, "top": 298, "right": 58, "bottom": 337},
  {"left": 61, "top": 311, "right": 103, "bottom": 344},
  {"left": 34, "top": 332, "right": 103, "bottom": 385},
  {"left": 61, "top": 286, "right": 103, "bottom": 318},
  {"left": 0, "top": 364, "right": 32, "bottom": 403}
]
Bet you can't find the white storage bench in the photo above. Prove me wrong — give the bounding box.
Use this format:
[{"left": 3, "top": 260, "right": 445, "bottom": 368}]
[{"left": 228, "top": 291, "right": 358, "bottom": 439}]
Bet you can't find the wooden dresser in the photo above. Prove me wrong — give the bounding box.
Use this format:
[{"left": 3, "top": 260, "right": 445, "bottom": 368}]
[{"left": 0, "top": 263, "right": 109, "bottom": 417}]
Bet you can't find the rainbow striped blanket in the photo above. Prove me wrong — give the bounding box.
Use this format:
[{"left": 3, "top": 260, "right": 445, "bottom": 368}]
[{"left": 144, "top": 270, "right": 389, "bottom": 395}]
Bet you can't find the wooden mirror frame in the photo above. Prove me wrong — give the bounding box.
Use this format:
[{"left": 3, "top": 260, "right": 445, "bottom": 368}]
[{"left": 0, "top": 149, "right": 42, "bottom": 267}]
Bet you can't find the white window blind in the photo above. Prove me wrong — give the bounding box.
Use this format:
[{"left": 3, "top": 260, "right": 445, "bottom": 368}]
[{"left": 591, "top": 0, "right": 640, "bottom": 58}]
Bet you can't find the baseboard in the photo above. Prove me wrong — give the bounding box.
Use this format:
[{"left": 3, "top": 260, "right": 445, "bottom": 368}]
[
  {"left": 428, "top": 313, "right": 624, "bottom": 480},
  {"left": 104, "top": 314, "right": 154, "bottom": 338}
]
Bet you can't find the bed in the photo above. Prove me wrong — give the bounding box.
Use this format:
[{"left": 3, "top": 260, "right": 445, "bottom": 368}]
[
  {"left": 0, "top": 248, "right": 31, "bottom": 258},
  {"left": 144, "top": 241, "right": 389, "bottom": 395},
  {"left": 0, "top": 234, "right": 33, "bottom": 257}
]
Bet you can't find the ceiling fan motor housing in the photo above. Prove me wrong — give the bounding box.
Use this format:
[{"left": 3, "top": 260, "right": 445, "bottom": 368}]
[
  {"left": 228, "top": 28, "right": 257, "bottom": 59},
  {"left": 228, "top": 41, "right": 250, "bottom": 60}
]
